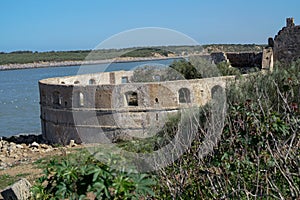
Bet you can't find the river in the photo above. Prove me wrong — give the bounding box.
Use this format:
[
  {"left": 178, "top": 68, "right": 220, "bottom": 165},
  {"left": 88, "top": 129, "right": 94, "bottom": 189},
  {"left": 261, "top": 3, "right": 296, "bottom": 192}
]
[{"left": 0, "top": 59, "right": 177, "bottom": 137}]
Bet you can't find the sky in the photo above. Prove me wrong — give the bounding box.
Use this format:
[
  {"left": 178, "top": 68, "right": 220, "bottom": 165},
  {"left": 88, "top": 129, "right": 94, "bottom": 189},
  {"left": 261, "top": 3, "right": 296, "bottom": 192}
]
[{"left": 1, "top": 0, "right": 300, "bottom": 52}]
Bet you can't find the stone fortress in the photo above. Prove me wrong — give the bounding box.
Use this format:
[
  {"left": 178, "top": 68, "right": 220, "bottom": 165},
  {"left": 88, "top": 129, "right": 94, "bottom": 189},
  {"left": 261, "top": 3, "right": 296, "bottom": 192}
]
[{"left": 39, "top": 18, "right": 300, "bottom": 144}]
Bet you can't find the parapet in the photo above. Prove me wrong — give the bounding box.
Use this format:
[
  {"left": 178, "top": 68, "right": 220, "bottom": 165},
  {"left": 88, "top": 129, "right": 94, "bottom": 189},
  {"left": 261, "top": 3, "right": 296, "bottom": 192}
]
[{"left": 286, "top": 17, "right": 295, "bottom": 27}]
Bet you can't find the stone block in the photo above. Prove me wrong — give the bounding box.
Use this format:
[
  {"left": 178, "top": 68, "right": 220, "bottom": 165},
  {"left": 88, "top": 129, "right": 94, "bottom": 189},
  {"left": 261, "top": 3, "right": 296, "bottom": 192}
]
[{"left": 1, "top": 178, "right": 31, "bottom": 200}]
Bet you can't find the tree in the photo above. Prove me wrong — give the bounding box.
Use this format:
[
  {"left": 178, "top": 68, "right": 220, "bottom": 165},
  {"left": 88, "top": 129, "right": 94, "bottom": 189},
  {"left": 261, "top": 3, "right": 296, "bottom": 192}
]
[{"left": 169, "top": 59, "right": 202, "bottom": 79}]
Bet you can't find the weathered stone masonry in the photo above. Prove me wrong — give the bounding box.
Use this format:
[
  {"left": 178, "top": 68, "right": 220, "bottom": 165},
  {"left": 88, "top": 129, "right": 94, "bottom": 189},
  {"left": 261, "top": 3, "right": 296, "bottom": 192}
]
[{"left": 39, "top": 71, "right": 229, "bottom": 144}]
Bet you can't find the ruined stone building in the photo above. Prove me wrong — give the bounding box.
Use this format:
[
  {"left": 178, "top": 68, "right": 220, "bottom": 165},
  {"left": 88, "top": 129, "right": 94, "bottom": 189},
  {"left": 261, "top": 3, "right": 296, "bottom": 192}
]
[
  {"left": 39, "top": 18, "right": 300, "bottom": 144},
  {"left": 39, "top": 71, "right": 229, "bottom": 144},
  {"left": 212, "top": 18, "right": 300, "bottom": 70}
]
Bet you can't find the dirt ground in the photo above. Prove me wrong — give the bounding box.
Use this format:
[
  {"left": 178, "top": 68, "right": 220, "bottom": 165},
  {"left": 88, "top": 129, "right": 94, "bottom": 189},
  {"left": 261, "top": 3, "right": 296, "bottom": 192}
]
[{"left": 0, "top": 142, "right": 83, "bottom": 199}]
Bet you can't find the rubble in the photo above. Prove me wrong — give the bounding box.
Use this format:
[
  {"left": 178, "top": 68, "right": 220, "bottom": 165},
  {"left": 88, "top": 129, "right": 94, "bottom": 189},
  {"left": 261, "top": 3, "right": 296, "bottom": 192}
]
[{"left": 0, "top": 134, "right": 80, "bottom": 170}]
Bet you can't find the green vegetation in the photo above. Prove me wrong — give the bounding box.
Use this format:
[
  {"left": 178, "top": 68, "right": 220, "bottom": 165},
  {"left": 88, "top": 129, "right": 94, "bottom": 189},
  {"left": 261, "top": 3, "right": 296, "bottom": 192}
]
[
  {"left": 0, "top": 174, "right": 16, "bottom": 190},
  {"left": 131, "top": 57, "right": 241, "bottom": 83},
  {"left": 0, "top": 173, "right": 30, "bottom": 190},
  {"left": 120, "top": 47, "right": 173, "bottom": 57},
  {"left": 169, "top": 59, "right": 202, "bottom": 79},
  {"left": 119, "top": 60, "right": 300, "bottom": 199},
  {"left": 29, "top": 55, "right": 299, "bottom": 199},
  {"left": 31, "top": 149, "right": 156, "bottom": 200},
  {"left": 0, "top": 44, "right": 265, "bottom": 66},
  {"left": 204, "top": 44, "right": 266, "bottom": 53}
]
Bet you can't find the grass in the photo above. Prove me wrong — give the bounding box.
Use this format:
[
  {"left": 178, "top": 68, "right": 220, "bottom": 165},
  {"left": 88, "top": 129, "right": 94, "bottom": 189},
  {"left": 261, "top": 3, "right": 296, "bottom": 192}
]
[
  {"left": 0, "top": 174, "right": 16, "bottom": 190},
  {"left": 0, "top": 173, "right": 29, "bottom": 190}
]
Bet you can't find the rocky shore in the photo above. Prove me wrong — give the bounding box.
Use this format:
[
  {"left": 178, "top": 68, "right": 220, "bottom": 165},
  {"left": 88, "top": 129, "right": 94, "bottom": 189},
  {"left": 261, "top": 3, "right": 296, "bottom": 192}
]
[
  {"left": 0, "top": 134, "right": 78, "bottom": 170},
  {"left": 0, "top": 56, "right": 182, "bottom": 71}
]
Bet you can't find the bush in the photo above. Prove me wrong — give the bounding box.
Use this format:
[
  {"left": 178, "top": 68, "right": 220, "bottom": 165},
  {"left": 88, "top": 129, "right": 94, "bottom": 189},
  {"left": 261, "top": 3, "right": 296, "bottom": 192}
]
[
  {"left": 153, "top": 61, "right": 299, "bottom": 199},
  {"left": 31, "top": 151, "right": 156, "bottom": 200}
]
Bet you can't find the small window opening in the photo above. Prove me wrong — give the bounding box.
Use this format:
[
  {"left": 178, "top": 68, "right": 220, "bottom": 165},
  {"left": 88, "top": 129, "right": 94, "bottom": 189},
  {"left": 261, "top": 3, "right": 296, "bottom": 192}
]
[
  {"left": 156, "top": 113, "right": 159, "bottom": 121},
  {"left": 211, "top": 85, "right": 223, "bottom": 99},
  {"left": 153, "top": 75, "right": 161, "bottom": 82},
  {"left": 125, "top": 91, "right": 138, "bottom": 106},
  {"left": 122, "top": 76, "right": 129, "bottom": 83},
  {"left": 74, "top": 80, "right": 80, "bottom": 84},
  {"left": 61, "top": 81, "right": 65, "bottom": 84},
  {"left": 155, "top": 98, "right": 159, "bottom": 103},
  {"left": 65, "top": 101, "right": 68, "bottom": 106},
  {"left": 89, "top": 79, "right": 96, "bottom": 85},
  {"left": 79, "top": 92, "right": 84, "bottom": 107},
  {"left": 178, "top": 88, "right": 191, "bottom": 103}
]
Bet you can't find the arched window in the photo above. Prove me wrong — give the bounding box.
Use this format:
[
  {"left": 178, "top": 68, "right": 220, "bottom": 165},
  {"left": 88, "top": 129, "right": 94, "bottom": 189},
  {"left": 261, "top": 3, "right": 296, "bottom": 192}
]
[
  {"left": 74, "top": 80, "right": 80, "bottom": 84},
  {"left": 125, "top": 91, "right": 138, "bottom": 106},
  {"left": 89, "top": 79, "right": 96, "bottom": 85},
  {"left": 153, "top": 75, "right": 161, "bottom": 82},
  {"left": 178, "top": 88, "right": 191, "bottom": 103},
  {"left": 211, "top": 85, "right": 223, "bottom": 99},
  {"left": 53, "top": 91, "right": 61, "bottom": 105},
  {"left": 79, "top": 92, "right": 84, "bottom": 107}
]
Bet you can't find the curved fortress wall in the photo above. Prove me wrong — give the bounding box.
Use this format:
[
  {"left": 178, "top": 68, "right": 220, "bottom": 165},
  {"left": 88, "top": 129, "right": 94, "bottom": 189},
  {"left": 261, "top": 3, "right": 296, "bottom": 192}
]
[{"left": 39, "top": 70, "right": 229, "bottom": 144}]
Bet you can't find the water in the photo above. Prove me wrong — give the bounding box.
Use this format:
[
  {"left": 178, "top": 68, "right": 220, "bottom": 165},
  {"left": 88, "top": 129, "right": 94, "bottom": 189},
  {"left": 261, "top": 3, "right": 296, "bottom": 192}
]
[{"left": 0, "top": 59, "right": 178, "bottom": 137}]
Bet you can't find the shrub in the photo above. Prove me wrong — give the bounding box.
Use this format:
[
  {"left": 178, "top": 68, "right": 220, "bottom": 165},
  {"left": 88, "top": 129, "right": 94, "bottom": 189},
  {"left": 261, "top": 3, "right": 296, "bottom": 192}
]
[
  {"left": 153, "top": 61, "right": 300, "bottom": 199},
  {"left": 31, "top": 151, "right": 156, "bottom": 200}
]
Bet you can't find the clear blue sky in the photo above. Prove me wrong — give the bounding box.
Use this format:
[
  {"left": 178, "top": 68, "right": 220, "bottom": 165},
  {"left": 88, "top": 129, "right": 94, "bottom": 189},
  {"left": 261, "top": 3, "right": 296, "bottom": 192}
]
[{"left": 1, "top": 0, "right": 300, "bottom": 52}]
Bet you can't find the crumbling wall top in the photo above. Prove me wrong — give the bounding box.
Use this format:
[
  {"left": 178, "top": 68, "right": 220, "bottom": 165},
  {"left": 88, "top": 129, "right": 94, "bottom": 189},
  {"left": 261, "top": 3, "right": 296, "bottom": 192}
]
[{"left": 286, "top": 17, "right": 295, "bottom": 27}]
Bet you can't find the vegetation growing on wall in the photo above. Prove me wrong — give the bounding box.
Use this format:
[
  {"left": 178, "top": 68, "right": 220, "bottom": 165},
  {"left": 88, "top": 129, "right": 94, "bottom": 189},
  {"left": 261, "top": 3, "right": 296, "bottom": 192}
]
[{"left": 131, "top": 57, "right": 241, "bottom": 83}]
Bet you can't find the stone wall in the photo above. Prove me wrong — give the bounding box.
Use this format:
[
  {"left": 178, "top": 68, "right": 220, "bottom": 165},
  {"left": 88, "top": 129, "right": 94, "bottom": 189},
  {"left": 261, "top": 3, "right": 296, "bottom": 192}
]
[
  {"left": 273, "top": 18, "right": 300, "bottom": 63},
  {"left": 39, "top": 71, "right": 230, "bottom": 144},
  {"left": 226, "top": 52, "right": 262, "bottom": 68}
]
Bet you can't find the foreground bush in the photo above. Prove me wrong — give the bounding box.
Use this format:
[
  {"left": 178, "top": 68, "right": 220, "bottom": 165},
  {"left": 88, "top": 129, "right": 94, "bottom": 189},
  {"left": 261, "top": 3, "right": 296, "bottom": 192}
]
[
  {"left": 153, "top": 61, "right": 299, "bottom": 199},
  {"left": 31, "top": 151, "right": 156, "bottom": 200}
]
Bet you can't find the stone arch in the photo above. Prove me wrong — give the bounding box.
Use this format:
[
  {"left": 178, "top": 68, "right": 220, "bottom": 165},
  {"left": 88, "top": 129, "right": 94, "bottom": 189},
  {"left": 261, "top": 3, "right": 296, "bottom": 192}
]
[
  {"left": 178, "top": 88, "right": 191, "bottom": 103},
  {"left": 125, "top": 91, "right": 138, "bottom": 106},
  {"left": 211, "top": 85, "right": 223, "bottom": 99}
]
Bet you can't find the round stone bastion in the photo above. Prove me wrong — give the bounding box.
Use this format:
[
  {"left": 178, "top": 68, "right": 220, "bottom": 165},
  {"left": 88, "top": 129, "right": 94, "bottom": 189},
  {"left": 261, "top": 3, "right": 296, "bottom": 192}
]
[{"left": 39, "top": 70, "right": 231, "bottom": 145}]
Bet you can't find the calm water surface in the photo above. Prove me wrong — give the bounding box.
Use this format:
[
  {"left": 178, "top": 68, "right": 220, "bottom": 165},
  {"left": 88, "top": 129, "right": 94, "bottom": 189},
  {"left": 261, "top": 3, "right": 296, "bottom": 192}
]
[{"left": 0, "top": 59, "right": 176, "bottom": 137}]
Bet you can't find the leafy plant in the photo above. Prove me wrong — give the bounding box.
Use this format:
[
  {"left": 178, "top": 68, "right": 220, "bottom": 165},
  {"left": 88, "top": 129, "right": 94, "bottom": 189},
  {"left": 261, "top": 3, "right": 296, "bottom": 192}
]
[{"left": 31, "top": 151, "right": 156, "bottom": 199}]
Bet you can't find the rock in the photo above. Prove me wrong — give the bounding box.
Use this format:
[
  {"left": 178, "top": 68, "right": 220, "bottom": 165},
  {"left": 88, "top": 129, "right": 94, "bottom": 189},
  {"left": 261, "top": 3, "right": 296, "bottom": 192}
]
[
  {"left": 30, "top": 142, "right": 39, "bottom": 148},
  {"left": 1, "top": 178, "right": 31, "bottom": 200},
  {"left": 31, "top": 148, "right": 39, "bottom": 152},
  {"left": 40, "top": 144, "right": 51, "bottom": 149},
  {"left": 69, "top": 140, "right": 77, "bottom": 147},
  {"left": 44, "top": 148, "right": 53, "bottom": 153},
  {"left": 16, "top": 144, "right": 24, "bottom": 149}
]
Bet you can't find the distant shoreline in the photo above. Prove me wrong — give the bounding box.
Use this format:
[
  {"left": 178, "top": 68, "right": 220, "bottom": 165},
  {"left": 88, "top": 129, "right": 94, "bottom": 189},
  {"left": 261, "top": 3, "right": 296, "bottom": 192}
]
[{"left": 0, "top": 56, "right": 185, "bottom": 71}]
